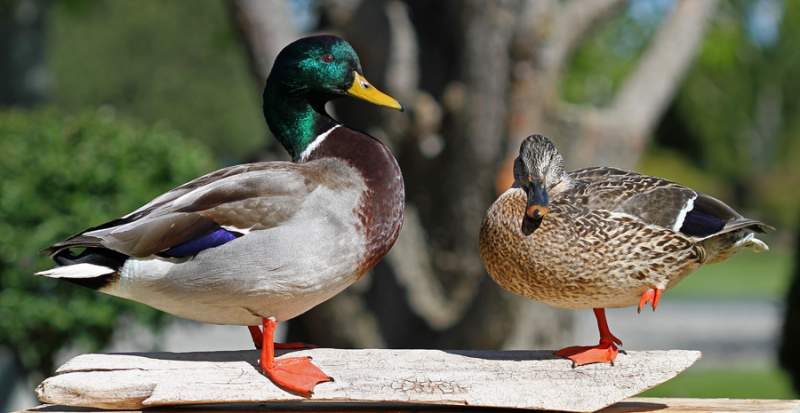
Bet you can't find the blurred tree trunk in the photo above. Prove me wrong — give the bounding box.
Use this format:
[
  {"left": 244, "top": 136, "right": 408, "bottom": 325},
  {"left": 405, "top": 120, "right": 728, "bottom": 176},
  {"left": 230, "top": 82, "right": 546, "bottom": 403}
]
[
  {"left": 228, "top": 0, "right": 298, "bottom": 88},
  {"left": 0, "top": 0, "right": 49, "bottom": 107},
  {"left": 229, "top": 0, "right": 717, "bottom": 350},
  {"left": 779, "top": 215, "right": 800, "bottom": 392}
]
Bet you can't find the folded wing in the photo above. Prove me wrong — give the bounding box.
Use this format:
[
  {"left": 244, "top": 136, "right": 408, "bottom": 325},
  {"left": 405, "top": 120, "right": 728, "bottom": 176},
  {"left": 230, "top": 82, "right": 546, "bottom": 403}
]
[
  {"left": 46, "top": 162, "right": 320, "bottom": 259},
  {"left": 567, "top": 167, "right": 770, "bottom": 239}
]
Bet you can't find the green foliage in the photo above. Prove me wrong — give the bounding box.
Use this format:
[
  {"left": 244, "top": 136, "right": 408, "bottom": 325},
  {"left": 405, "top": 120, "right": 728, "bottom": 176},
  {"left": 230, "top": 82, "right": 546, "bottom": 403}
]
[
  {"left": 675, "top": 2, "right": 765, "bottom": 181},
  {"left": 643, "top": 367, "right": 795, "bottom": 399},
  {"left": 0, "top": 109, "right": 216, "bottom": 374},
  {"left": 637, "top": 147, "right": 732, "bottom": 200},
  {"left": 674, "top": 1, "right": 800, "bottom": 227},
  {"left": 562, "top": 1, "right": 800, "bottom": 228},
  {"left": 560, "top": 2, "right": 666, "bottom": 106},
  {"left": 48, "top": 0, "right": 267, "bottom": 162}
]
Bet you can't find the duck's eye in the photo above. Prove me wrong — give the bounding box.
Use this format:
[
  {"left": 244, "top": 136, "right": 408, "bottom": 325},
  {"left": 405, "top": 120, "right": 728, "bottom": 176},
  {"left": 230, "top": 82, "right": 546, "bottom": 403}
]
[{"left": 321, "top": 54, "right": 334, "bottom": 63}]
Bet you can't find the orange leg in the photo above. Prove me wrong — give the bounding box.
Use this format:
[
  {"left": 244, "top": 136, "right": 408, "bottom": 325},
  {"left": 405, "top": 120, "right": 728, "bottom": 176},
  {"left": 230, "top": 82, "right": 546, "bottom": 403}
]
[
  {"left": 257, "top": 318, "right": 332, "bottom": 397},
  {"left": 248, "top": 325, "right": 317, "bottom": 350},
  {"left": 638, "top": 288, "right": 664, "bottom": 313},
  {"left": 248, "top": 325, "right": 263, "bottom": 349},
  {"left": 555, "top": 308, "right": 621, "bottom": 366}
]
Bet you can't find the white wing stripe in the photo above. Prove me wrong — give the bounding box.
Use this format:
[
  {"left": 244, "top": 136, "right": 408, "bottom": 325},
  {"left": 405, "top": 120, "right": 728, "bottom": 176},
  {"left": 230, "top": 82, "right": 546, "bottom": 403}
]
[{"left": 672, "top": 194, "right": 697, "bottom": 232}]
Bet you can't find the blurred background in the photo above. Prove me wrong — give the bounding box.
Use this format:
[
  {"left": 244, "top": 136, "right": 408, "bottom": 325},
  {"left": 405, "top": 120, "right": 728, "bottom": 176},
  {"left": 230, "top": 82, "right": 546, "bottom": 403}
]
[{"left": 1, "top": 0, "right": 799, "bottom": 409}]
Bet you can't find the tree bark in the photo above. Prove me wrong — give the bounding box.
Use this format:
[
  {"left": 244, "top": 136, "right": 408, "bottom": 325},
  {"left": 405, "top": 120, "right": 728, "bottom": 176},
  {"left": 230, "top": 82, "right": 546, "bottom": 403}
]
[
  {"left": 779, "top": 211, "right": 800, "bottom": 392},
  {"left": 227, "top": 0, "right": 298, "bottom": 87},
  {"left": 0, "top": 0, "right": 50, "bottom": 107},
  {"left": 504, "top": 0, "right": 718, "bottom": 179}
]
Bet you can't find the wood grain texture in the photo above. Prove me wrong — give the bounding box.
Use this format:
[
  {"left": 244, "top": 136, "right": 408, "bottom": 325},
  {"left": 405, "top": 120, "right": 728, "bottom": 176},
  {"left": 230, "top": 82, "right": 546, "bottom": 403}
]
[
  {"left": 35, "top": 349, "right": 699, "bottom": 412},
  {"left": 20, "top": 398, "right": 800, "bottom": 413}
]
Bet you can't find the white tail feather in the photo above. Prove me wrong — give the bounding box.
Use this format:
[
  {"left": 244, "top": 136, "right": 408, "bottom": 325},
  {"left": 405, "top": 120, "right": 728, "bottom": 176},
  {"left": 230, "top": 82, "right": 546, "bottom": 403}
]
[
  {"left": 36, "top": 263, "right": 115, "bottom": 279},
  {"left": 733, "top": 233, "right": 769, "bottom": 253}
]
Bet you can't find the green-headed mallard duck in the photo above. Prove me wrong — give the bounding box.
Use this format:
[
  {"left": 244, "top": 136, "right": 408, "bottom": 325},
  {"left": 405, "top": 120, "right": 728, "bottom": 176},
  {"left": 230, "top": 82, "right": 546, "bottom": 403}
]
[
  {"left": 37, "top": 35, "right": 405, "bottom": 396},
  {"left": 479, "top": 135, "right": 770, "bottom": 366}
]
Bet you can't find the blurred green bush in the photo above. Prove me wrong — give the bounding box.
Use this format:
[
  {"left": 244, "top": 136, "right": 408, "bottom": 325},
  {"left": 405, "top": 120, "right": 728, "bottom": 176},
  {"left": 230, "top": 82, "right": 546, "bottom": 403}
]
[
  {"left": 50, "top": 0, "right": 266, "bottom": 162},
  {"left": 0, "top": 109, "right": 215, "bottom": 374}
]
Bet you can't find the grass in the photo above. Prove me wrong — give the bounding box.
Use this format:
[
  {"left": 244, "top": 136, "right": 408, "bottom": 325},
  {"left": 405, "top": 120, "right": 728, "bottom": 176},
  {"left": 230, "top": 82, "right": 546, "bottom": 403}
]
[
  {"left": 642, "top": 367, "right": 796, "bottom": 399},
  {"left": 667, "top": 247, "right": 793, "bottom": 300}
]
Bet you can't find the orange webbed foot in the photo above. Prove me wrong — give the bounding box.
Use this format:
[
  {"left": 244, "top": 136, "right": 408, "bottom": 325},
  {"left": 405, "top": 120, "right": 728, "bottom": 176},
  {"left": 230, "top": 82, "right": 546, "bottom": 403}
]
[
  {"left": 557, "top": 308, "right": 623, "bottom": 367},
  {"left": 555, "top": 340, "right": 620, "bottom": 366},
  {"left": 638, "top": 287, "right": 664, "bottom": 313},
  {"left": 262, "top": 356, "right": 333, "bottom": 397},
  {"left": 255, "top": 318, "right": 332, "bottom": 397}
]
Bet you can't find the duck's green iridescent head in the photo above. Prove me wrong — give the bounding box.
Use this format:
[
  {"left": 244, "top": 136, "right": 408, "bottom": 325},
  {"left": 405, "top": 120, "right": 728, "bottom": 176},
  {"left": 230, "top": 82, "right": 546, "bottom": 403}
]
[{"left": 264, "top": 35, "right": 402, "bottom": 159}]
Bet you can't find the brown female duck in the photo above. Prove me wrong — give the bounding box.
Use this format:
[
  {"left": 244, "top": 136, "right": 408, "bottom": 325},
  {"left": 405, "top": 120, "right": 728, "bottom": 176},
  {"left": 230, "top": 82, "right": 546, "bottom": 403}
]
[{"left": 479, "top": 135, "right": 770, "bottom": 366}]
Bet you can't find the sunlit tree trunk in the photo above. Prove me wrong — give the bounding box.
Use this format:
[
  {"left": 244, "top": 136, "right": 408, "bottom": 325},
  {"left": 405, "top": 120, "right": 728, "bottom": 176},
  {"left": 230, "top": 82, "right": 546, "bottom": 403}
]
[{"left": 779, "top": 217, "right": 800, "bottom": 392}]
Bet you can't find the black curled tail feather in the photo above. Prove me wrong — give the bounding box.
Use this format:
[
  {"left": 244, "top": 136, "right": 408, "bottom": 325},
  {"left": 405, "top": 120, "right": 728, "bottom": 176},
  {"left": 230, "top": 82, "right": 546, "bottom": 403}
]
[{"left": 52, "top": 247, "right": 128, "bottom": 269}]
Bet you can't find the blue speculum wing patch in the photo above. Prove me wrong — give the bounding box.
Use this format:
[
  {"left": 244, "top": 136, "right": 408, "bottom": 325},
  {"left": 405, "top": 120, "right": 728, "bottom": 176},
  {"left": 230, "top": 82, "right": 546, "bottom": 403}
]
[
  {"left": 679, "top": 209, "right": 726, "bottom": 237},
  {"left": 160, "top": 228, "right": 240, "bottom": 258}
]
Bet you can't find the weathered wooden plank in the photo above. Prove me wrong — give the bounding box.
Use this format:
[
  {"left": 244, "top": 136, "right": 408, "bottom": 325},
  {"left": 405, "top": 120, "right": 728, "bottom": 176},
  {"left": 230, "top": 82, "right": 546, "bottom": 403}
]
[
  {"left": 35, "top": 349, "right": 700, "bottom": 412},
  {"left": 20, "top": 398, "right": 800, "bottom": 413}
]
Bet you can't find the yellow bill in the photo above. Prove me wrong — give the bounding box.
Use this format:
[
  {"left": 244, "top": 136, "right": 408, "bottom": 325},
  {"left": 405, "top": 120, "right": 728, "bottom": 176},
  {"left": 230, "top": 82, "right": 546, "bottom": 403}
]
[{"left": 347, "top": 72, "right": 403, "bottom": 111}]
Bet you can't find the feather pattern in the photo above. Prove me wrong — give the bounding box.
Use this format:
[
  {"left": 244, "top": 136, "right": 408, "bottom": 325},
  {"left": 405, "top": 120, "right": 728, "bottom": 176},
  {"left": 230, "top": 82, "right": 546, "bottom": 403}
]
[
  {"left": 680, "top": 208, "right": 725, "bottom": 237},
  {"left": 39, "top": 128, "right": 404, "bottom": 325},
  {"left": 160, "top": 227, "right": 241, "bottom": 258},
  {"left": 39, "top": 156, "right": 373, "bottom": 324},
  {"left": 48, "top": 162, "right": 332, "bottom": 257},
  {"left": 480, "top": 135, "right": 771, "bottom": 310},
  {"left": 563, "top": 167, "right": 699, "bottom": 231}
]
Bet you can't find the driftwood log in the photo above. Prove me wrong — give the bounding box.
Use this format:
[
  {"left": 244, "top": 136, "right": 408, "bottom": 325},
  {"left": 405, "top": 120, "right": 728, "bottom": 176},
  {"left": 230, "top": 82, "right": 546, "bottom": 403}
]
[{"left": 36, "top": 349, "right": 699, "bottom": 412}]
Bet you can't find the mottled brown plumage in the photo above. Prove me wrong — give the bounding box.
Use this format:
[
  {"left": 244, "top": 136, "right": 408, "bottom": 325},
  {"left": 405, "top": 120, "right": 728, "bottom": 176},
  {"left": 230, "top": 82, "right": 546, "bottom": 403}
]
[
  {"left": 480, "top": 134, "right": 770, "bottom": 365},
  {"left": 481, "top": 189, "right": 705, "bottom": 308}
]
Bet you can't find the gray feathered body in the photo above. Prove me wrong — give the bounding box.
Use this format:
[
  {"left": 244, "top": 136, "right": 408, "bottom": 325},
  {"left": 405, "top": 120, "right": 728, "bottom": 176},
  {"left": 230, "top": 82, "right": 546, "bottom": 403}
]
[
  {"left": 39, "top": 127, "right": 405, "bottom": 325},
  {"left": 108, "top": 159, "right": 368, "bottom": 324},
  {"left": 480, "top": 157, "right": 770, "bottom": 310}
]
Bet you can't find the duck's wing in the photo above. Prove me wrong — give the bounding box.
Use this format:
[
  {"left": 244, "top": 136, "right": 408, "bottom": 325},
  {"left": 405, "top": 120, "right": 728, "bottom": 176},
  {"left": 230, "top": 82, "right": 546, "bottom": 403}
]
[
  {"left": 46, "top": 161, "right": 324, "bottom": 258},
  {"left": 566, "top": 167, "right": 771, "bottom": 238}
]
